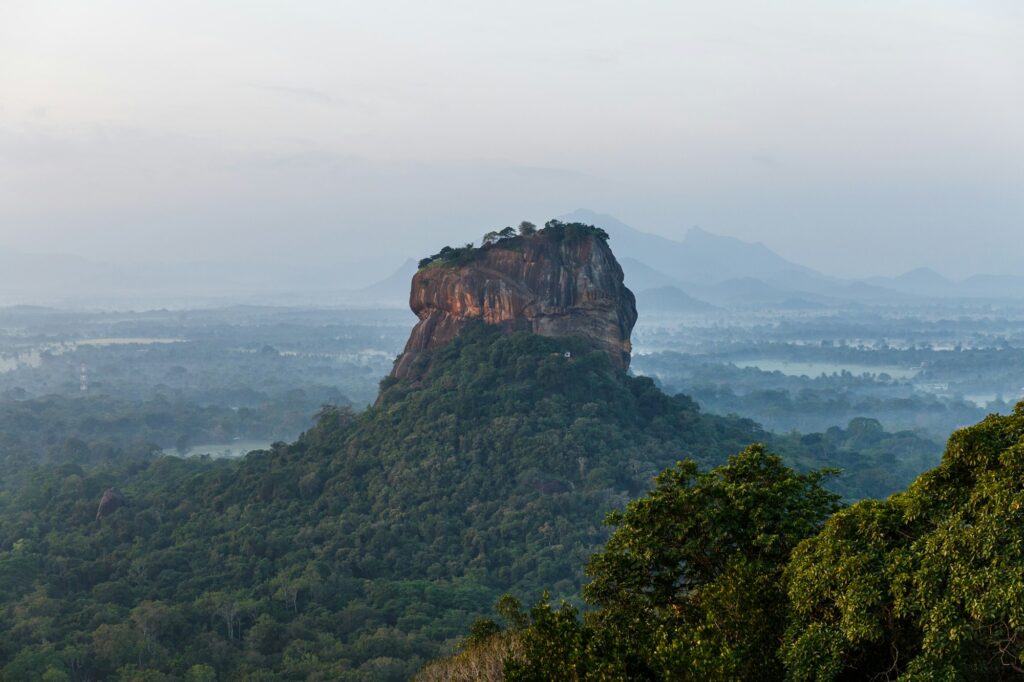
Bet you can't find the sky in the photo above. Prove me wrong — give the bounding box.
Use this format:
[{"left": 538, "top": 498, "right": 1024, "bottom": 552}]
[{"left": 1, "top": 0, "right": 1022, "bottom": 283}]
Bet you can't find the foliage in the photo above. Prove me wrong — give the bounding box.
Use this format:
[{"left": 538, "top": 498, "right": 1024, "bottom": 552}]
[
  {"left": 418, "top": 243, "right": 478, "bottom": 269},
  {"left": 444, "top": 406, "right": 1024, "bottom": 679},
  {"left": 0, "top": 320, "right": 988, "bottom": 679},
  {"left": 0, "top": 325, "right": 766, "bottom": 679},
  {"left": 784, "top": 403, "right": 1024, "bottom": 679},
  {"left": 478, "top": 447, "right": 839, "bottom": 680},
  {"left": 0, "top": 393, "right": 324, "bottom": 473},
  {"left": 773, "top": 418, "right": 940, "bottom": 500},
  {"left": 633, "top": 350, "right": 982, "bottom": 446},
  {"left": 418, "top": 218, "right": 610, "bottom": 269},
  {"left": 415, "top": 627, "right": 523, "bottom": 682},
  {"left": 541, "top": 220, "right": 609, "bottom": 242},
  {"left": 482, "top": 227, "right": 519, "bottom": 245},
  {"left": 505, "top": 597, "right": 587, "bottom": 681},
  {"left": 584, "top": 445, "right": 839, "bottom": 679}
]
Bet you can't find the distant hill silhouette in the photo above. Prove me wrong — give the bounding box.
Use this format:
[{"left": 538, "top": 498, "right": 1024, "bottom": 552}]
[
  {"left": 618, "top": 257, "right": 683, "bottom": 292},
  {"left": 867, "top": 268, "right": 1024, "bottom": 299},
  {"left": 357, "top": 257, "right": 419, "bottom": 304},
  {"left": 557, "top": 210, "right": 935, "bottom": 306},
  {"left": 560, "top": 209, "right": 820, "bottom": 287},
  {"left": 636, "top": 285, "right": 718, "bottom": 313},
  {"left": 5, "top": 212, "right": 1024, "bottom": 307}
]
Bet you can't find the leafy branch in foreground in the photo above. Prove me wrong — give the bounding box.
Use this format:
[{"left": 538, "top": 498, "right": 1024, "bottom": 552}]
[
  {"left": 435, "top": 446, "right": 841, "bottom": 681},
  {"left": 443, "top": 405, "right": 1024, "bottom": 681}
]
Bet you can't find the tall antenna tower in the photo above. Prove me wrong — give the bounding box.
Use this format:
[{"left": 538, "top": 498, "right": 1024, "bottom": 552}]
[{"left": 79, "top": 363, "right": 88, "bottom": 393}]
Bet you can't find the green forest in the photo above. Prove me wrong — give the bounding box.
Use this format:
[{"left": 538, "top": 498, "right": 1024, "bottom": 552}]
[
  {"left": 428, "top": 404, "right": 1024, "bottom": 680},
  {"left": 4, "top": 0, "right": 1018, "bottom": 678},
  {"left": 0, "top": 325, "right": 981, "bottom": 680}
]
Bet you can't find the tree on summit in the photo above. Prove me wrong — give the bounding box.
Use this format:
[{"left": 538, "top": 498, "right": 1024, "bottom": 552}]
[{"left": 483, "top": 227, "right": 517, "bottom": 245}]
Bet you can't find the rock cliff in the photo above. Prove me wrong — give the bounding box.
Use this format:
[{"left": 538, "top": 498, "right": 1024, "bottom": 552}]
[{"left": 391, "top": 222, "right": 637, "bottom": 379}]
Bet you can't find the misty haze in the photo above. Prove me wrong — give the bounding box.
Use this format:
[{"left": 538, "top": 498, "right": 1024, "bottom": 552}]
[{"left": 1, "top": 3, "right": 1023, "bottom": 681}]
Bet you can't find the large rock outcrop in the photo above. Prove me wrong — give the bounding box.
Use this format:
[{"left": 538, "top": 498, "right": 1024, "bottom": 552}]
[{"left": 392, "top": 223, "right": 637, "bottom": 379}]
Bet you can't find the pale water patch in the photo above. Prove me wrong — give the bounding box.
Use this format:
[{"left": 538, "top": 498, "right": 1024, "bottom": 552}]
[
  {"left": 164, "top": 440, "right": 273, "bottom": 459},
  {"left": 734, "top": 358, "right": 919, "bottom": 380},
  {"left": 75, "top": 337, "right": 185, "bottom": 347}
]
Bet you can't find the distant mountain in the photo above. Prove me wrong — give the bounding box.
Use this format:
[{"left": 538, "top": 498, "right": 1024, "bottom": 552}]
[
  {"left": 833, "top": 280, "right": 909, "bottom": 302},
  {"left": 865, "top": 268, "right": 956, "bottom": 297},
  {"left": 865, "top": 268, "right": 1024, "bottom": 300},
  {"left": 357, "top": 257, "right": 418, "bottom": 304},
  {"left": 688, "top": 277, "right": 790, "bottom": 306},
  {"left": 618, "top": 257, "right": 685, "bottom": 292},
  {"left": 6, "top": 212, "right": 1024, "bottom": 307},
  {"left": 894, "top": 267, "right": 952, "bottom": 289},
  {"left": 559, "top": 210, "right": 1014, "bottom": 306},
  {"left": 774, "top": 297, "right": 828, "bottom": 310},
  {"left": 957, "top": 274, "right": 1024, "bottom": 299},
  {"left": 560, "top": 209, "right": 820, "bottom": 287},
  {"left": 636, "top": 286, "right": 718, "bottom": 313}
]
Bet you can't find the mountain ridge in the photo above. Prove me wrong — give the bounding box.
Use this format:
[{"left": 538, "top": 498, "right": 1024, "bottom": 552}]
[{"left": 558, "top": 209, "right": 821, "bottom": 287}]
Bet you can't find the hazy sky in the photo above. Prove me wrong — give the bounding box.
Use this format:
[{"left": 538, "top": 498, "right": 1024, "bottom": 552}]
[{"left": 1, "top": 0, "right": 1021, "bottom": 281}]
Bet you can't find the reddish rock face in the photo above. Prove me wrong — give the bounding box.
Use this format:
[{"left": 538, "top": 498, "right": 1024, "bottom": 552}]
[
  {"left": 391, "top": 229, "right": 637, "bottom": 379},
  {"left": 96, "top": 487, "right": 128, "bottom": 521}
]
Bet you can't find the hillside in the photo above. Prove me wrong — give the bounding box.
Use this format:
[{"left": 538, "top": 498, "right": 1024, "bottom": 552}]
[
  {"left": 0, "top": 326, "right": 770, "bottom": 680},
  {"left": 0, "top": 222, "right": 941, "bottom": 680},
  {"left": 434, "top": 404, "right": 1024, "bottom": 680}
]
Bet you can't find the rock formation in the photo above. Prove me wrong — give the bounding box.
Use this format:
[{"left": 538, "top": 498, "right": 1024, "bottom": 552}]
[
  {"left": 392, "top": 222, "right": 637, "bottom": 379},
  {"left": 96, "top": 487, "right": 128, "bottom": 520}
]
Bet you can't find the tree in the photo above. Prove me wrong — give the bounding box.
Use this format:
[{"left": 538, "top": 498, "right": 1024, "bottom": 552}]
[
  {"left": 508, "top": 445, "right": 840, "bottom": 679},
  {"left": 196, "top": 591, "right": 246, "bottom": 641},
  {"left": 498, "top": 226, "right": 516, "bottom": 240},
  {"left": 269, "top": 564, "right": 321, "bottom": 614},
  {"left": 130, "top": 600, "right": 174, "bottom": 664},
  {"left": 505, "top": 596, "right": 587, "bottom": 681},
  {"left": 482, "top": 231, "right": 500, "bottom": 245},
  {"left": 785, "top": 405, "right": 1024, "bottom": 680},
  {"left": 184, "top": 664, "right": 217, "bottom": 682},
  {"left": 246, "top": 614, "right": 287, "bottom": 656},
  {"left": 41, "top": 667, "right": 70, "bottom": 682},
  {"left": 1, "top": 646, "right": 69, "bottom": 682},
  {"left": 518, "top": 221, "right": 536, "bottom": 236},
  {"left": 92, "top": 622, "right": 144, "bottom": 670}
]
